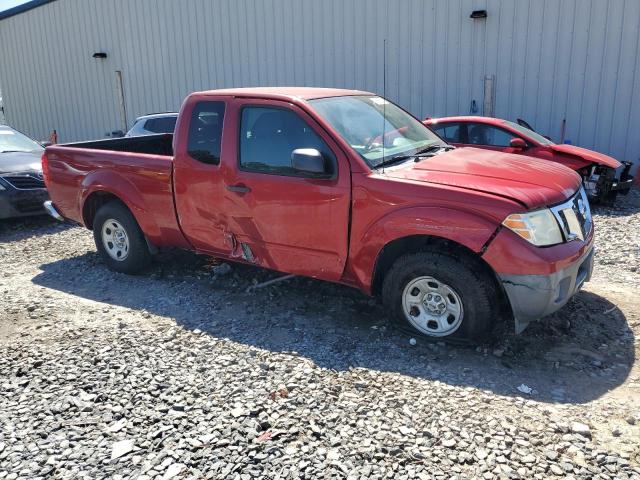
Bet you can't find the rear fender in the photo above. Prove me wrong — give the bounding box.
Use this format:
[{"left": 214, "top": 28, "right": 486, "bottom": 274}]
[
  {"left": 79, "top": 170, "right": 162, "bottom": 242},
  {"left": 351, "top": 206, "right": 499, "bottom": 291}
]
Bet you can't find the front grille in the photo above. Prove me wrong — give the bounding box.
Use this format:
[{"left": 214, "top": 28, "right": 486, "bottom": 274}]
[
  {"left": 15, "top": 198, "right": 45, "bottom": 213},
  {"left": 1, "top": 173, "right": 45, "bottom": 190},
  {"left": 551, "top": 187, "right": 592, "bottom": 242}
]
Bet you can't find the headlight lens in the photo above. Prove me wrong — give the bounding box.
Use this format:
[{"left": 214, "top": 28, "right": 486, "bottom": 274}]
[{"left": 502, "top": 208, "right": 563, "bottom": 246}]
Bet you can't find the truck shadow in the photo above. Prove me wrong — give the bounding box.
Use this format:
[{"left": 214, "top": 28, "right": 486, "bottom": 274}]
[{"left": 32, "top": 249, "right": 636, "bottom": 405}]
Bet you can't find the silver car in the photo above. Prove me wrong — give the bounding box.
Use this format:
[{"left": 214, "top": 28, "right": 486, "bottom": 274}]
[{"left": 125, "top": 112, "right": 178, "bottom": 137}]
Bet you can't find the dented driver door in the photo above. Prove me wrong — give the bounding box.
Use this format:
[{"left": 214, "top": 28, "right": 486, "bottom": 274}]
[{"left": 220, "top": 98, "right": 351, "bottom": 282}]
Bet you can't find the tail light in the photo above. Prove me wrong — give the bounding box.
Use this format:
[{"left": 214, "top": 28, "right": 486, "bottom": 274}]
[{"left": 41, "top": 151, "right": 50, "bottom": 188}]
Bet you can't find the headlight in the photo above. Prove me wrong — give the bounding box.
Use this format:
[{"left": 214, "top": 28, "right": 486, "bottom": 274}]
[{"left": 502, "top": 208, "right": 563, "bottom": 246}]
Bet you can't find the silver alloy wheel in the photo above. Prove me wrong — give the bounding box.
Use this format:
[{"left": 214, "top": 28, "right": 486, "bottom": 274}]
[
  {"left": 401, "top": 276, "right": 464, "bottom": 337},
  {"left": 101, "top": 218, "right": 130, "bottom": 261}
]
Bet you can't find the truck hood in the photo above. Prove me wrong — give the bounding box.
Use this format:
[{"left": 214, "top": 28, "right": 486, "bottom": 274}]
[
  {"left": 385, "top": 147, "right": 581, "bottom": 209},
  {"left": 549, "top": 144, "right": 621, "bottom": 169},
  {"left": 0, "top": 150, "right": 43, "bottom": 174}
]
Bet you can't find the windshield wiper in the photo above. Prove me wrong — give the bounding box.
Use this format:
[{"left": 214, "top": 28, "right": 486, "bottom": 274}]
[
  {"left": 415, "top": 144, "right": 455, "bottom": 155},
  {"left": 416, "top": 144, "right": 444, "bottom": 155},
  {"left": 0, "top": 150, "right": 25, "bottom": 154},
  {"left": 373, "top": 154, "right": 415, "bottom": 170},
  {"left": 413, "top": 144, "right": 456, "bottom": 161},
  {"left": 373, "top": 144, "right": 452, "bottom": 169}
]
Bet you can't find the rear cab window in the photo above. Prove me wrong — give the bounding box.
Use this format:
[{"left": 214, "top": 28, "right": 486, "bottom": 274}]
[{"left": 187, "top": 102, "right": 226, "bottom": 164}]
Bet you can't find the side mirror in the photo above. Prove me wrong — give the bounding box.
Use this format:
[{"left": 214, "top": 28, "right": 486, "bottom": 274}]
[
  {"left": 291, "top": 148, "right": 330, "bottom": 176},
  {"left": 510, "top": 138, "right": 527, "bottom": 150}
]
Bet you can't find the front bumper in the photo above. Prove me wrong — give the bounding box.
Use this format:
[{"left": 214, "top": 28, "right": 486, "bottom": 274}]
[
  {"left": 617, "top": 161, "right": 634, "bottom": 193},
  {"left": 499, "top": 245, "right": 594, "bottom": 333},
  {"left": 586, "top": 163, "right": 634, "bottom": 198},
  {"left": 0, "top": 187, "right": 49, "bottom": 219},
  {"left": 608, "top": 177, "right": 634, "bottom": 193}
]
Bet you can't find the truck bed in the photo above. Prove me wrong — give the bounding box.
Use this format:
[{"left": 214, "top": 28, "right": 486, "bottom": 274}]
[
  {"left": 44, "top": 133, "right": 189, "bottom": 248},
  {"left": 60, "top": 133, "right": 174, "bottom": 156}
]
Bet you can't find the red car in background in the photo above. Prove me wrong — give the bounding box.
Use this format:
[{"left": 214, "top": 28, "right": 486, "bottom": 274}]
[{"left": 424, "top": 116, "right": 634, "bottom": 203}]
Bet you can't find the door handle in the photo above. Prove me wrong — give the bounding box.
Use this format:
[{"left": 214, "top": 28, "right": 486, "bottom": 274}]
[{"left": 226, "top": 184, "right": 251, "bottom": 193}]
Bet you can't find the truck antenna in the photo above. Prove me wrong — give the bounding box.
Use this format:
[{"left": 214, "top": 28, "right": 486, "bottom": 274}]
[{"left": 382, "top": 38, "right": 387, "bottom": 174}]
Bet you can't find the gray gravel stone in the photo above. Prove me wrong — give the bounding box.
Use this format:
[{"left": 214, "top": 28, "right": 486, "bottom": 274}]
[
  {"left": 571, "top": 422, "right": 592, "bottom": 438},
  {"left": 111, "top": 440, "right": 134, "bottom": 460}
]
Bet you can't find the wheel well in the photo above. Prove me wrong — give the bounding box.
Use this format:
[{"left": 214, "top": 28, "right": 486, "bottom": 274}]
[
  {"left": 371, "top": 235, "right": 504, "bottom": 302},
  {"left": 82, "top": 191, "right": 122, "bottom": 229}
]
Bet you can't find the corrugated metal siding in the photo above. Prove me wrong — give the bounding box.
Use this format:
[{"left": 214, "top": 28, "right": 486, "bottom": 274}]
[{"left": 0, "top": 0, "right": 639, "bottom": 169}]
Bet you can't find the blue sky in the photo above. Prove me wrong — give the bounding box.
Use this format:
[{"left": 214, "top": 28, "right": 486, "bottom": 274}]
[{"left": 0, "top": 0, "right": 30, "bottom": 12}]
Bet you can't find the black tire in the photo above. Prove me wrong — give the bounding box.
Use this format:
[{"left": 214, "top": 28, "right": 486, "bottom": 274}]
[
  {"left": 92, "top": 201, "right": 152, "bottom": 274},
  {"left": 382, "top": 251, "right": 499, "bottom": 342}
]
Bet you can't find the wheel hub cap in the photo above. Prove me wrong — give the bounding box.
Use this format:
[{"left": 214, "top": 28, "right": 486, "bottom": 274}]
[
  {"left": 101, "top": 219, "right": 130, "bottom": 261},
  {"left": 402, "top": 276, "right": 464, "bottom": 337},
  {"left": 423, "top": 293, "right": 447, "bottom": 315},
  {"left": 113, "top": 230, "right": 126, "bottom": 248}
]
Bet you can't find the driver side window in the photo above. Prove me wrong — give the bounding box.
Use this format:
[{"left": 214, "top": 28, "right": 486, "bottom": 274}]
[
  {"left": 239, "top": 106, "right": 335, "bottom": 177},
  {"left": 466, "top": 123, "right": 518, "bottom": 147}
]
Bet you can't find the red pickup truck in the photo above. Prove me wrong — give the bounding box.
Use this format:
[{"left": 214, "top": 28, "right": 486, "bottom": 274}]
[{"left": 42, "top": 88, "right": 594, "bottom": 340}]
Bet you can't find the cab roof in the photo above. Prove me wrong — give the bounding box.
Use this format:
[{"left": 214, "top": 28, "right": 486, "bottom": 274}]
[{"left": 196, "top": 87, "right": 374, "bottom": 101}]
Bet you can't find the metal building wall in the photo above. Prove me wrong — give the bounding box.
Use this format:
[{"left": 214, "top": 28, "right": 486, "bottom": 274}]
[{"left": 0, "top": 0, "right": 639, "bottom": 168}]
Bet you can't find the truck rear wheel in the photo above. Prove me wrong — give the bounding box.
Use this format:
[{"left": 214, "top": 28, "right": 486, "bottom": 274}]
[
  {"left": 93, "top": 201, "right": 151, "bottom": 274},
  {"left": 382, "top": 251, "right": 497, "bottom": 341}
]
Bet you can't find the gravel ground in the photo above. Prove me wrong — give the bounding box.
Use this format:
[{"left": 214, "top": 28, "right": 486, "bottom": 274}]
[
  {"left": 1, "top": 189, "right": 639, "bottom": 479},
  {"left": 591, "top": 188, "right": 640, "bottom": 287}
]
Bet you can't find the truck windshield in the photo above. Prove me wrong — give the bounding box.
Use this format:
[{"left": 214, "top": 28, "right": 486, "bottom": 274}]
[{"left": 309, "top": 95, "right": 443, "bottom": 168}]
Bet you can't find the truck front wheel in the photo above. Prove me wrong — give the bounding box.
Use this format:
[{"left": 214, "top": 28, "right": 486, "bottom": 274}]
[
  {"left": 382, "top": 251, "right": 497, "bottom": 341},
  {"left": 93, "top": 201, "right": 152, "bottom": 274}
]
